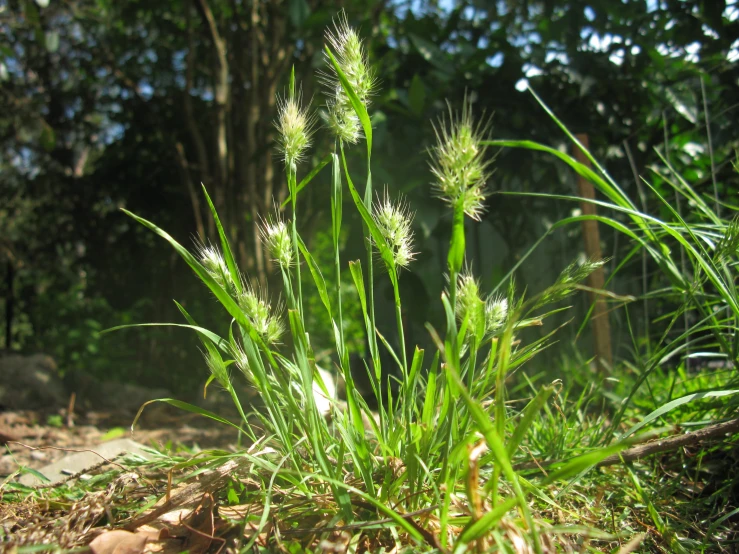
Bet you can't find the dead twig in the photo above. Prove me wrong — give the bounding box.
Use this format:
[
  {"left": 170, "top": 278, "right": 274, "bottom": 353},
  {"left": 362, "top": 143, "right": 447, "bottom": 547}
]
[
  {"left": 123, "top": 457, "right": 249, "bottom": 531},
  {"left": 514, "top": 418, "right": 739, "bottom": 472},
  {"left": 598, "top": 417, "right": 739, "bottom": 466},
  {"left": 7, "top": 442, "right": 129, "bottom": 489}
]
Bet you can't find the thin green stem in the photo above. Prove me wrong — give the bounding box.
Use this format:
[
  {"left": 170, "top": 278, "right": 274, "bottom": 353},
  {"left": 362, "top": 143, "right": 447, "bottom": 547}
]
[
  {"left": 392, "top": 280, "right": 408, "bottom": 376},
  {"left": 289, "top": 163, "right": 303, "bottom": 318}
]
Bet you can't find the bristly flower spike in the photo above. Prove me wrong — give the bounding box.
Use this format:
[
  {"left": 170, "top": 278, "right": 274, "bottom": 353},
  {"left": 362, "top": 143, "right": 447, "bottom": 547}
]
[
  {"left": 203, "top": 349, "right": 230, "bottom": 389},
  {"left": 324, "top": 12, "right": 375, "bottom": 105},
  {"left": 321, "top": 10, "right": 375, "bottom": 143},
  {"left": 237, "top": 283, "right": 284, "bottom": 345},
  {"left": 275, "top": 86, "right": 314, "bottom": 168},
  {"left": 456, "top": 271, "right": 486, "bottom": 331},
  {"left": 485, "top": 295, "right": 508, "bottom": 334},
  {"left": 429, "top": 96, "right": 492, "bottom": 220},
  {"left": 260, "top": 211, "right": 293, "bottom": 269},
  {"left": 455, "top": 269, "right": 509, "bottom": 336},
  {"left": 196, "top": 241, "right": 236, "bottom": 294},
  {"left": 373, "top": 190, "right": 416, "bottom": 270}
]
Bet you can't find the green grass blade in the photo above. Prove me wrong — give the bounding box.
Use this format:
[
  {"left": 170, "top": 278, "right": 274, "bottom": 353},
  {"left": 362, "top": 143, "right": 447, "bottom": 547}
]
[
  {"left": 542, "top": 441, "right": 633, "bottom": 486},
  {"left": 102, "top": 322, "right": 229, "bottom": 353},
  {"left": 447, "top": 368, "right": 542, "bottom": 553},
  {"left": 297, "top": 236, "right": 332, "bottom": 317},
  {"left": 121, "top": 209, "right": 258, "bottom": 337},
  {"left": 201, "top": 185, "right": 242, "bottom": 295},
  {"left": 507, "top": 384, "right": 556, "bottom": 457},
  {"left": 340, "top": 147, "right": 396, "bottom": 273},
  {"left": 456, "top": 497, "right": 518, "bottom": 546},
  {"left": 524, "top": 86, "right": 631, "bottom": 203},
  {"left": 623, "top": 389, "right": 739, "bottom": 438},
  {"left": 485, "top": 139, "right": 633, "bottom": 211},
  {"left": 280, "top": 153, "right": 332, "bottom": 208},
  {"left": 132, "top": 398, "right": 243, "bottom": 433}
]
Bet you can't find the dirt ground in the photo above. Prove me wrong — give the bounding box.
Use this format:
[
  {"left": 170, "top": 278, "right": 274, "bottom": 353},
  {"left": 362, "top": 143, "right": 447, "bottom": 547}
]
[{"left": 0, "top": 404, "right": 243, "bottom": 480}]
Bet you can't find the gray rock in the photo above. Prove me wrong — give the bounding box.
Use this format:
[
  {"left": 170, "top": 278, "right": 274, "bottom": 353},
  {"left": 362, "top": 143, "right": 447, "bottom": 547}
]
[
  {"left": 0, "top": 354, "right": 68, "bottom": 411},
  {"left": 18, "top": 438, "right": 152, "bottom": 486},
  {"left": 63, "top": 370, "right": 170, "bottom": 415}
]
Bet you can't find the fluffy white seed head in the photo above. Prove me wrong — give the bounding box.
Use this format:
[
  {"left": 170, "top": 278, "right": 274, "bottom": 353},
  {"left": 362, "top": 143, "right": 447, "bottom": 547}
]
[
  {"left": 237, "top": 285, "right": 284, "bottom": 345},
  {"left": 485, "top": 295, "right": 508, "bottom": 334},
  {"left": 275, "top": 89, "right": 314, "bottom": 167},
  {"left": 326, "top": 97, "right": 362, "bottom": 144},
  {"left": 260, "top": 213, "right": 293, "bottom": 268},
  {"left": 324, "top": 12, "right": 375, "bottom": 105},
  {"left": 429, "top": 99, "right": 492, "bottom": 220},
  {"left": 321, "top": 11, "right": 375, "bottom": 143},
  {"left": 373, "top": 191, "right": 416, "bottom": 270},
  {"left": 196, "top": 242, "right": 233, "bottom": 292}
]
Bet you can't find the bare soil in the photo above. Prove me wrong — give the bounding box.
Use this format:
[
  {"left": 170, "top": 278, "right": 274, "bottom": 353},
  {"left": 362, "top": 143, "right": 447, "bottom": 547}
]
[{"left": 0, "top": 405, "right": 242, "bottom": 479}]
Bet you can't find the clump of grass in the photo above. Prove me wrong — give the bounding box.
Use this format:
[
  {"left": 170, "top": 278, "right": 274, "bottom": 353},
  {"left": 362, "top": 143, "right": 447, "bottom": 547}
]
[{"left": 98, "top": 14, "right": 739, "bottom": 553}]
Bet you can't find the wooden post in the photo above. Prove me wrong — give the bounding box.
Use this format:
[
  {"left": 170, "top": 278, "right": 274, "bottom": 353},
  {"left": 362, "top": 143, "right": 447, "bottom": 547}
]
[
  {"left": 574, "top": 134, "right": 613, "bottom": 371},
  {"left": 5, "top": 258, "right": 12, "bottom": 351}
]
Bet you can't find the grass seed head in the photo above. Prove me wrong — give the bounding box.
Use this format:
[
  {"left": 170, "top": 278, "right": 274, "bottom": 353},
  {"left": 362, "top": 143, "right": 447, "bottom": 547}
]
[
  {"left": 326, "top": 97, "right": 362, "bottom": 144},
  {"left": 231, "top": 341, "right": 253, "bottom": 383},
  {"left": 203, "top": 349, "right": 230, "bottom": 389},
  {"left": 485, "top": 295, "right": 508, "bottom": 334},
  {"left": 237, "top": 285, "right": 284, "bottom": 344},
  {"left": 429, "top": 97, "right": 492, "bottom": 220},
  {"left": 275, "top": 88, "right": 314, "bottom": 168},
  {"left": 537, "top": 257, "right": 607, "bottom": 307},
  {"left": 373, "top": 191, "right": 416, "bottom": 270},
  {"left": 456, "top": 271, "right": 486, "bottom": 331},
  {"left": 321, "top": 11, "right": 375, "bottom": 143},
  {"left": 196, "top": 242, "right": 234, "bottom": 292},
  {"left": 260, "top": 213, "right": 293, "bottom": 268}
]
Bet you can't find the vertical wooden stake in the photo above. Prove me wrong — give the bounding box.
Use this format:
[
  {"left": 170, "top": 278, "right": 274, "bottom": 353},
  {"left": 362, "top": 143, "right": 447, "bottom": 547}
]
[
  {"left": 5, "top": 258, "right": 13, "bottom": 351},
  {"left": 574, "top": 134, "right": 613, "bottom": 372}
]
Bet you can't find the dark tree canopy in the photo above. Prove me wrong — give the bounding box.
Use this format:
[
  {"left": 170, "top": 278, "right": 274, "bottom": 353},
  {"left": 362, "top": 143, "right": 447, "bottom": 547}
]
[{"left": 1, "top": 0, "right": 737, "bottom": 389}]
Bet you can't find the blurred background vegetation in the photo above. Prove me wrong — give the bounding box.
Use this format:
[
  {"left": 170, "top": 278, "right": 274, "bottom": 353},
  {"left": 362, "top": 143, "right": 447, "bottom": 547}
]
[{"left": 2, "top": 0, "right": 738, "bottom": 394}]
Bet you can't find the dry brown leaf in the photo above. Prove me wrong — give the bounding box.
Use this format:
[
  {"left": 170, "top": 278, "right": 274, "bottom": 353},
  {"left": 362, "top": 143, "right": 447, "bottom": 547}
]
[
  {"left": 219, "top": 503, "right": 264, "bottom": 521},
  {"left": 89, "top": 529, "right": 147, "bottom": 554},
  {"left": 181, "top": 493, "right": 217, "bottom": 554}
]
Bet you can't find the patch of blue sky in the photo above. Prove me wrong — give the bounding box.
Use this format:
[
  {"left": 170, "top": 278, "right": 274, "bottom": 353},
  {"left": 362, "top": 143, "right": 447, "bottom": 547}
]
[
  {"left": 487, "top": 52, "right": 504, "bottom": 67},
  {"left": 138, "top": 82, "right": 154, "bottom": 100},
  {"left": 515, "top": 63, "right": 544, "bottom": 92}
]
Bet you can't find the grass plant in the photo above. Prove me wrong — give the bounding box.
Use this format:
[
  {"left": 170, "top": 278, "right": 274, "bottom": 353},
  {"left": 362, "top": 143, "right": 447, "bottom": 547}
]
[
  {"left": 8, "top": 15, "right": 736, "bottom": 554},
  {"left": 105, "top": 18, "right": 637, "bottom": 551}
]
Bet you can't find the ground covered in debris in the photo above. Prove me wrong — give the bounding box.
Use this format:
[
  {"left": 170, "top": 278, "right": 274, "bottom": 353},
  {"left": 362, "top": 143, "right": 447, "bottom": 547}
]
[
  {"left": 0, "top": 407, "right": 242, "bottom": 479},
  {"left": 0, "top": 401, "right": 257, "bottom": 553}
]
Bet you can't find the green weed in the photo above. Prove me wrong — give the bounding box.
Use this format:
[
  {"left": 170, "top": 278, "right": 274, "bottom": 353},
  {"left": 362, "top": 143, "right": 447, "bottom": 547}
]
[{"left": 97, "top": 16, "right": 739, "bottom": 553}]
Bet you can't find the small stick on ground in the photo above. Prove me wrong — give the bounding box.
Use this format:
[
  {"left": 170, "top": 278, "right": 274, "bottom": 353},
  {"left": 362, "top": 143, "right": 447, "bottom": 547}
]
[
  {"left": 598, "top": 418, "right": 739, "bottom": 467},
  {"left": 514, "top": 418, "right": 739, "bottom": 471}
]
